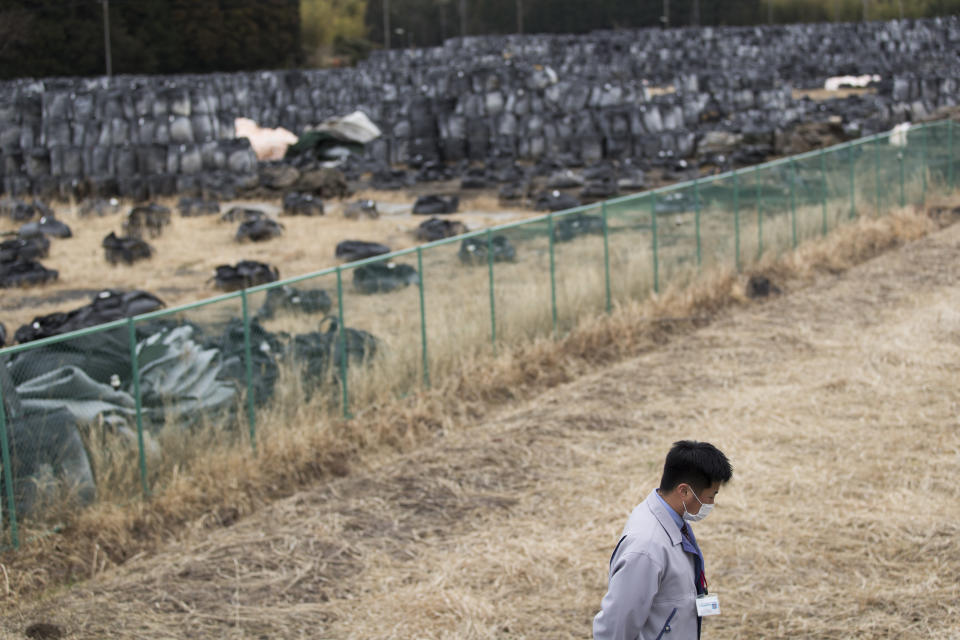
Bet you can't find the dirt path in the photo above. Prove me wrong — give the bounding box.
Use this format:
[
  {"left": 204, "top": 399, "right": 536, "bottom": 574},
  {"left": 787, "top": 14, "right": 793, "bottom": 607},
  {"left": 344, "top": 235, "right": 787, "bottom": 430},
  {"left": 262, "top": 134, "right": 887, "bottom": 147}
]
[{"left": 4, "top": 222, "right": 960, "bottom": 639}]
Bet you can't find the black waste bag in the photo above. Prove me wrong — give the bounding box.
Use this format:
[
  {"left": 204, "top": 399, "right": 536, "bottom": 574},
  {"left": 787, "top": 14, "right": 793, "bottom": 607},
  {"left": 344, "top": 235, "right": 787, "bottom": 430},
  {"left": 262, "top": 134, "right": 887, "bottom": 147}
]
[
  {"left": 413, "top": 194, "right": 459, "bottom": 215},
  {"left": 0, "top": 259, "right": 59, "bottom": 288},
  {"left": 335, "top": 240, "right": 391, "bottom": 262},
  {"left": 102, "top": 232, "right": 152, "bottom": 265},
  {"left": 458, "top": 235, "right": 517, "bottom": 265},
  {"left": 124, "top": 203, "right": 171, "bottom": 238},
  {"left": 235, "top": 218, "right": 284, "bottom": 242},
  {"left": 13, "top": 289, "right": 165, "bottom": 343},
  {"left": 0, "top": 363, "right": 95, "bottom": 518},
  {"left": 211, "top": 261, "right": 279, "bottom": 292},
  {"left": 8, "top": 327, "right": 130, "bottom": 388},
  {"left": 178, "top": 197, "right": 221, "bottom": 217},
  {"left": 0, "top": 235, "right": 49, "bottom": 263},
  {"left": 19, "top": 215, "right": 72, "bottom": 239},
  {"left": 209, "top": 318, "right": 283, "bottom": 407},
  {"left": 6, "top": 406, "right": 96, "bottom": 517},
  {"left": 553, "top": 212, "right": 605, "bottom": 243},
  {"left": 287, "top": 318, "right": 378, "bottom": 395},
  {"left": 282, "top": 192, "right": 325, "bottom": 216},
  {"left": 534, "top": 190, "right": 580, "bottom": 212},
  {"left": 415, "top": 217, "right": 467, "bottom": 242},
  {"left": 256, "top": 285, "right": 333, "bottom": 320},
  {"left": 353, "top": 262, "right": 419, "bottom": 294}
]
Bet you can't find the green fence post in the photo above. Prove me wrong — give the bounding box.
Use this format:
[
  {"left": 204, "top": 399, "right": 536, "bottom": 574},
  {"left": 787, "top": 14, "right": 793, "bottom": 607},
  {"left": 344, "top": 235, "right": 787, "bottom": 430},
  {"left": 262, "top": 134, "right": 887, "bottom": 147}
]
[
  {"left": 921, "top": 124, "right": 928, "bottom": 206},
  {"left": 240, "top": 290, "right": 257, "bottom": 454},
  {"left": 335, "top": 267, "right": 350, "bottom": 419},
  {"left": 0, "top": 382, "right": 19, "bottom": 549},
  {"left": 790, "top": 158, "right": 798, "bottom": 248},
  {"left": 547, "top": 213, "right": 558, "bottom": 335},
  {"left": 819, "top": 149, "right": 828, "bottom": 236},
  {"left": 898, "top": 148, "right": 905, "bottom": 209},
  {"left": 849, "top": 143, "right": 856, "bottom": 219},
  {"left": 755, "top": 173, "right": 763, "bottom": 260},
  {"left": 694, "top": 178, "right": 702, "bottom": 268},
  {"left": 733, "top": 171, "right": 741, "bottom": 271},
  {"left": 416, "top": 247, "right": 430, "bottom": 389},
  {"left": 601, "top": 202, "right": 612, "bottom": 313},
  {"left": 949, "top": 120, "right": 955, "bottom": 193},
  {"left": 486, "top": 229, "right": 497, "bottom": 353},
  {"left": 650, "top": 195, "right": 659, "bottom": 293},
  {"left": 874, "top": 135, "right": 881, "bottom": 215},
  {"left": 127, "top": 317, "right": 149, "bottom": 499}
]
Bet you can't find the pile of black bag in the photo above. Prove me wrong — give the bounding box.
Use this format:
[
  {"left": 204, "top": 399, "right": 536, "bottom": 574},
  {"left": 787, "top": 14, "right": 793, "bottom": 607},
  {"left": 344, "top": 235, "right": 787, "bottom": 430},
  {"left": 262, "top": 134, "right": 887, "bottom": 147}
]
[{"left": 13, "top": 289, "right": 165, "bottom": 343}]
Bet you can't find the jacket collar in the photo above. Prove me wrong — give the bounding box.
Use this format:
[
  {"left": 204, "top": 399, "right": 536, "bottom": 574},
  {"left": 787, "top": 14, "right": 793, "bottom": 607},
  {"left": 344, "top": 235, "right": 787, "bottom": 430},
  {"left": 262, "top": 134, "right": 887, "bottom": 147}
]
[{"left": 644, "top": 488, "right": 683, "bottom": 546}]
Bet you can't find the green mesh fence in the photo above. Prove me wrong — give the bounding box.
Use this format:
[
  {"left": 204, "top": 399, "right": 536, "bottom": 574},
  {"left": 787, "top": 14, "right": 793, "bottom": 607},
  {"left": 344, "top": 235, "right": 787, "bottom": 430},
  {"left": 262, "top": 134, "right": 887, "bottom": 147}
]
[{"left": 0, "top": 120, "right": 956, "bottom": 550}]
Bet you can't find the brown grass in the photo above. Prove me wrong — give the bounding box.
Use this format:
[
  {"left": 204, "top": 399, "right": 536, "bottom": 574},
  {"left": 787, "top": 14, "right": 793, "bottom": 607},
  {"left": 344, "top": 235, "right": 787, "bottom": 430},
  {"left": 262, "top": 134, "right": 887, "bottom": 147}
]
[
  {"left": 2, "top": 195, "right": 959, "bottom": 638},
  {"left": 0, "top": 183, "right": 955, "bottom": 606},
  {"left": 0, "top": 194, "right": 534, "bottom": 331}
]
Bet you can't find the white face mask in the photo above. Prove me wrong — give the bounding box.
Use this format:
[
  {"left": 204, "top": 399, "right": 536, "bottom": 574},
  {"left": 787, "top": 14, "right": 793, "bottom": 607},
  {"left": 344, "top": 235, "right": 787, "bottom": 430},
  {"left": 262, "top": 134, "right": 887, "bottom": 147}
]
[{"left": 682, "top": 488, "right": 713, "bottom": 522}]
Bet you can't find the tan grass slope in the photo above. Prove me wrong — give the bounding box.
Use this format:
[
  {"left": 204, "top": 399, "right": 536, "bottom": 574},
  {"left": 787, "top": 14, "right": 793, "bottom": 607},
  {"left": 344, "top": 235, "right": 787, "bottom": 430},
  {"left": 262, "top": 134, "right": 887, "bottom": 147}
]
[{"left": 1, "top": 202, "right": 959, "bottom": 638}]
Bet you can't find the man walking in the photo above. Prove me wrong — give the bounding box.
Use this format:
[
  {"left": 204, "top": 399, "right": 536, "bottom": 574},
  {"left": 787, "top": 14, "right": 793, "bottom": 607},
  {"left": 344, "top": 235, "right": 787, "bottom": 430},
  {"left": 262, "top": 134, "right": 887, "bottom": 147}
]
[{"left": 593, "top": 440, "right": 733, "bottom": 639}]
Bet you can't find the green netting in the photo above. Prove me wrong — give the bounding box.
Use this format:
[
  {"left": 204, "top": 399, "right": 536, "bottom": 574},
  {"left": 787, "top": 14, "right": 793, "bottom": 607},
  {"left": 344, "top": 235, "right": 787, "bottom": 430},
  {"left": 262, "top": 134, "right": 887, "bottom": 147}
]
[
  {"left": 418, "top": 230, "right": 501, "bottom": 379},
  {"left": 751, "top": 162, "right": 793, "bottom": 259},
  {"left": 0, "top": 121, "right": 956, "bottom": 550},
  {"left": 604, "top": 193, "right": 654, "bottom": 301},
  {"left": 490, "top": 218, "right": 553, "bottom": 342},
  {"left": 132, "top": 298, "right": 249, "bottom": 499},
  {"left": 925, "top": 120, "right": 953, "bottom": 193},
  {"left": 338, "top": 254, "right": 423, "bottom": 416},
  {"left": 548, "top": 206, "right": 608, "bottom": 333}
]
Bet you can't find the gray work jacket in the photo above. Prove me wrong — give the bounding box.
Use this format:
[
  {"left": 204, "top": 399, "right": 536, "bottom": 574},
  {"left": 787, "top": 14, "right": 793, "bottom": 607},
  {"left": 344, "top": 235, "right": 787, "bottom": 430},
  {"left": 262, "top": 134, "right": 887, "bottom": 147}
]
[{"left": 593, "top": 489, "right": 699, "bottom": 640}]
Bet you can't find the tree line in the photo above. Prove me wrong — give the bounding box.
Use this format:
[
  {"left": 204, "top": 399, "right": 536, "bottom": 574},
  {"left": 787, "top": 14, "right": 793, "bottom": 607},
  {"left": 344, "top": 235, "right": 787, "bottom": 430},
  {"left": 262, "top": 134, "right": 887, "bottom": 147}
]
[
  {"left": 363, "top": 0, "right": 960, "bottom": 50},
  {"left": 0, "top": 0, "right": 300, "bottom": 80},
  {"left": 2, "top": 0, "right": 959, "bottom": 79}
]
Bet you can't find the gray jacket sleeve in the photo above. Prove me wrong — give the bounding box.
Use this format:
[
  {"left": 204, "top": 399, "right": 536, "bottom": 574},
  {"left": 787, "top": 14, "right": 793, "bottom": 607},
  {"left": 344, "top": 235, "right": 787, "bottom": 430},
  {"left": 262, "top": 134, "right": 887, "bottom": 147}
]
[{"left": 593, "top": 548, "right": 663, "bottom": 640}]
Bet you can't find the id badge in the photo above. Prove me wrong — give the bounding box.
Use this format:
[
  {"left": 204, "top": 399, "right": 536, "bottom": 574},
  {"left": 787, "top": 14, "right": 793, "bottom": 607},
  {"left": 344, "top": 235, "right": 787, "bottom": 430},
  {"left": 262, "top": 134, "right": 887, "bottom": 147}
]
[{"left": 696, "top": 594, "right": 720, "bottom": 617}]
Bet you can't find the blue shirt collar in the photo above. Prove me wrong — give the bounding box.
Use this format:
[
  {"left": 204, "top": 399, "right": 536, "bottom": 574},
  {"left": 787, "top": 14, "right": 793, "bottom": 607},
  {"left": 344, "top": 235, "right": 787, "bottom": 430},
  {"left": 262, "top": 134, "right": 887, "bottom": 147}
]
[{"left": 655, "top": 489, "right": 685, "bottom": 532}]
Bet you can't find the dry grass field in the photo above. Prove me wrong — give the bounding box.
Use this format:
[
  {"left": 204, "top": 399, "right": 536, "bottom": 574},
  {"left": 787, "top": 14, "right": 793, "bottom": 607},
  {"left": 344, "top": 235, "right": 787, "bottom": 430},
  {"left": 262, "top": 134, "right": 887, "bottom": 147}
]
[
  {"left": 1, "top": 198, "right": 958, "bottom": 638},
  {"left": 0, "top": 192, "right": 533, "bottom": 332}
]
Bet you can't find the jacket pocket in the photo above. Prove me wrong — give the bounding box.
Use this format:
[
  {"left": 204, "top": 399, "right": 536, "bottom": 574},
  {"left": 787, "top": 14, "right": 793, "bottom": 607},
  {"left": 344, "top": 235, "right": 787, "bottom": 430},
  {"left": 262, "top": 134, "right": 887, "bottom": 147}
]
[{"left": 653, "top": 607, "right": 678, "bottom": 640}]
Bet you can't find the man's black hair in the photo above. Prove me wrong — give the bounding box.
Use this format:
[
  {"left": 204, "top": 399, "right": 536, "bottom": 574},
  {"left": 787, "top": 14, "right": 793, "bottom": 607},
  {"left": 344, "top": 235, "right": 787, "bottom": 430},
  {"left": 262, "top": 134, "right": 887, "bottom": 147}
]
[{"left": 659, "top": 440, "right": 732, "bottom": 493}]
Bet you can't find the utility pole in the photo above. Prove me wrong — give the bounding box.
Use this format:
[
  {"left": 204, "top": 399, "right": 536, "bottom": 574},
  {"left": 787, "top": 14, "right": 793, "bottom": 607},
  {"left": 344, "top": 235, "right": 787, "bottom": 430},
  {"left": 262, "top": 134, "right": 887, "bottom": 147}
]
[
  {"left": 862, "top": 0, "right": 869, "bottom": 22},
  {"left": 691, "top": 0, "right": 700, "bottom": 27},
  {"left": 516, "top": 0, "right": 523, "bottom": 34},
  {"left": 459, "top": 0, "right": 467, "bottom": 38},
  {"left": 102, "top": 0, "right": 112, "bottom": 78},
  {"left": 384, "top": 0, "right": 391, "bottom": 49},
  {"left": 897, "top": 0, "right": 903, "bottom": 20},
  {"left": 662, "top": 0, "right": 669, "bottom": 28}
]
